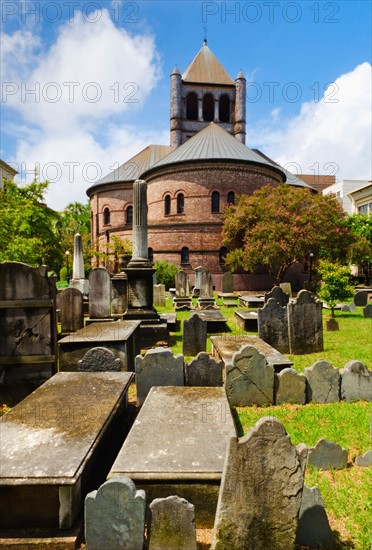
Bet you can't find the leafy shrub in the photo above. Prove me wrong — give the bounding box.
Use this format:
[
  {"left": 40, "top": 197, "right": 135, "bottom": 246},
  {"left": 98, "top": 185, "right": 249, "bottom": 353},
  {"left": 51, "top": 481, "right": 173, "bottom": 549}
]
[{"left": 154, "top": 260, "right": 179, "bottom": 290}]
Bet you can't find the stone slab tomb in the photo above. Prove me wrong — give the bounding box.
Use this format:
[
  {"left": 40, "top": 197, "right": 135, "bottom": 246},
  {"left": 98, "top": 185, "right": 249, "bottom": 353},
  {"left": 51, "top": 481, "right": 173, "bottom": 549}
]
[
  {"left": 58, "top": 320, "right": 140, "bottom": 371},
  {"left": 189, "top": 310, "right": 227, "bottom": 332},
  {"left": 0, "top": 372, "right": 133, "bottom": 535},
  {"left": 135, "top": 347, "right": 184, "bottom": 405},
  {"left": 0, "top": 262, "right": 57, "bottom": 406},
  {"left": 239, "top": 295, "right": 264, "bottom": 308},
  {"left": 108, "top": 386, "right": 236, "bottom": 527},
  {"left": 234, "top": 310, "right": 258, "bottom": 332},
  {"left": 211, "top": 417, "right": 307, "bottom": 550},
  {"left": 211, "top": 335, "right": 293, "bottom": 373},
  {"left": 85, "top": 477, "right": 145, "bottom": 550}
]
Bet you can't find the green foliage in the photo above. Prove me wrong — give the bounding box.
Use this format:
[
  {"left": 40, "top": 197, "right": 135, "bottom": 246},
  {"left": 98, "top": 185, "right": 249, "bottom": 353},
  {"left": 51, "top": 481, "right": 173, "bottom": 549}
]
[
  {"left": 345, "top": 213, "right": 372, "bottom": 272},
  {"left": 317, "top": 261, "right": 354, "bottom": 316},
  {"left": 154, "top": 260, "right": 179, "bottom": 289},
  {"left": 59, "top": 201, "right": 91, "bottom": 273},
  {"left": 222, "top": 185, "right": 358, "bottom": 285},
  {"left": 0, "top": 179, "right": 62, "bottom": 269},
  {"left": 59, "top": 266, "right": 68, "bottom": 281},
  {"left": 92, "top": 236, "right": 132, "bottom": 274}
]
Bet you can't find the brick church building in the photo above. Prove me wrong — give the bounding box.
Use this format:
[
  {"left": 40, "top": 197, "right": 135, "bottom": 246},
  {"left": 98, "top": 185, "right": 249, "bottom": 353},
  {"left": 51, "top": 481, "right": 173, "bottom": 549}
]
[{"left": 87, "top": 41, "right": 313, "bottom": 289}]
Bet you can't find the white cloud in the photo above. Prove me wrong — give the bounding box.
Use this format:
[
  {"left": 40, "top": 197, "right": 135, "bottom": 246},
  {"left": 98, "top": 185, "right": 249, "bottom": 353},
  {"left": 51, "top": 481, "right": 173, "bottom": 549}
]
[
  {"left": 2, "top": 8, "right": 165, "bottom": 209},
  {"left": 251, "top": 62, "right": 372, "bottom": 182}
]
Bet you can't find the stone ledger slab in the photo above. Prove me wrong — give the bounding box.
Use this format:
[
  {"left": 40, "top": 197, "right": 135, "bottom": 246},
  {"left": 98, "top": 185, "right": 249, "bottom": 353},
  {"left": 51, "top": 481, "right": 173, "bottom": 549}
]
[
  {"left": 190, "top": 310, "right": 227, "bottom": 332},
  {"left": 234, "top": 310, "right": 258, "bottom": 332},
  {"left": 108, "top": 386, "right": 236, "bottom": 527},
  {"left": 0, "top": 372, "right": 133, "bottom": 533},
  {"left": 58, "top": 320, "right": 140, "bottom": 371},
  {"left": 211, "top": 335, "right": 293, "bottom": 373}
]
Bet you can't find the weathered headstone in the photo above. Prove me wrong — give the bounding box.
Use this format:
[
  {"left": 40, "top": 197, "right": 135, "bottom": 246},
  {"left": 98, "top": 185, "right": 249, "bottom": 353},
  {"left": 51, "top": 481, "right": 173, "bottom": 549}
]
[
  {"left": 354, "top": 290, "right": 368, "bottom": 306},
  {"left": 258, "top": 298, "right": 289, "bottom": 353},
  {"left": 295, "top": 485, "right": 335, "bottom": 548},
  {"left": 355, "top": 450, "right": 372, "bottom": 467},
  {"left": 89, "top": 268, "right": 111, "bottom": 319},
  {"left": 221, "top": 271, "right": 233, "bottom": 293},
  {"left": 135, "top": 347, "right": 184, "bottom": 405},
  {"left": 225, "top": 345, "right": 274, "bottom": 406},
  {"left": 264, "top": 286, "right": 289, "bottom": 307},
  {"left": 211, "top": 417, "right": 307, "bottom": 550},
  {"left": 111, "top": 271, "right": 128, "bottom": 316},
  {"left": 341, "top": 360, "right": 372, "bottom": 401},
  {"left": 363, "top": 304, "right": 372, "bottom": 318},
  {"left": 197, "top": 269, "right": 216, "bottom": 308},
  {"left": 275, "top": 368, "right": 306, "bottom": 405},
  {"left": 326, "top": 317, "right": 339, "bottom": 331},
  {"left": 174, "top": 271, "right": 192, "bottom": 310},
  {"left": 85, "top": 477, "right": 145, "bottom": 550},
  {"left": 304, "top": 360, "right": 340, "bottom": 403},
  {"left": 288, "top": 290, "right": 323, "bottom": 354},
  {"left": 153, "top": 284, "right": 166, "bottom": 307},
  {"left": 60, "top": 287, "right": 84, "bottom": 333},
  {"left": 183, "top": 314, "right": 207, "bottom": 357},
  {"left": 78, "top": 347, "right": 121, "bottom": 372},
  {"left": 185, "top": 352, "right": 222, "bottom": 386},
  {"left": 0, "top": 262, "right": 57, "bottom": 405},
  {"left": 341, "top": 302, "right": 356, "bottom": 313},
  {"left": 149, "top": 496, "right": 197, "bottom": 550},
  {"left": 193, "top": 266, "right": 206, "bottom": 297},
  {"left": 307, "top": 439, "right": 348, "bottom": 470}
]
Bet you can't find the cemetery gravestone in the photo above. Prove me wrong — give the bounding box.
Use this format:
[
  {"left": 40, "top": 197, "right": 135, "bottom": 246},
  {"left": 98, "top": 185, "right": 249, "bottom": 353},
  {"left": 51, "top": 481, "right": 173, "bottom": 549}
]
[
  {"left": 363, "top": 304, "right": 372, "bottom": 318},
  {"left": 341, "top": 302, "right": 356, "bottom": 312},
  {"left": 304, "top": 360, "right": 340, "bottom": 403},
  {"left": 295, "top": 485, "right": 334, "bottom": 548},
  {"left": 355, "top": 450, "right": 372, "bottom": 467},
  {"left": 197, "top": 270, "right": 216, "bottom": 308},
  {"left": 258, "top": 298, "right": 289, "bottom": 353},
  {"left": 341, "top": 360, "right": 372, "bottom": 402},
  {"left": 149, "top": 496, "right": 197, "bottom": 550},
  {"left": 0, "top": 262, "right": 57, "bottom": 405},
  {"left": 288, "top": 290, "right": 323, "bottom": 354},
  {"left": 225, "top": 345, "right": 274, "bottom": 406},
  {"left": 307, "top": 439, "right": 348, "bottom": 470},
  {"left": 111, "top": 271, "right": 128, "bottom": 316},
  {"left": 153, "top": 284, "right": 166, "bottom": 307},
  {"left": 211, "top": 417, "right": 307, "bottom": 550},
  {"left": 60, "top": 287, "right": 84, "bottom": 333},
  {"left": 183, "top": 315, "right": 207, "bottom": 356},
  {"left": 354, "top": 290, "right": 368, "bottom": 306},
  {"left": 88, "top": 268, "right": 111, "bottom": 319},
  {"left": 78, "top": 347, "right": 121, "bottom": 372},
  {"left": 69, "top": 233, "right": 89, "bottom": 295},
  {"left": 135, "top": 347, "right": 184, "bottom": 405},
  {"left": 85, "top": 477, "right": 145, "bottom": 550},
  {"left": 275, "top": 368, "right": 306, "bottom": 405},
  {"left": 221, "top": 271, "right": 233, "bottom": 293},
  {"left": 264, "top": 286, "right": 289, "bottom": 307},
  {"left": 174, "top": 271, "right": 192, "bottom": 310},
  {"left": 185, "top": 352, "right": 222, "bottom": 386},
  {"left": 193, "top": 266, "right": 206, "bottom": 297}
]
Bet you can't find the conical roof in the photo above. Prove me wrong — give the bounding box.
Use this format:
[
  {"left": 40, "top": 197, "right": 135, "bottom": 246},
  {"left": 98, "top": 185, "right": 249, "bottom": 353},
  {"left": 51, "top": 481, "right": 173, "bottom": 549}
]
[
  {"left": 87, "top": 145, "right": 172, "bottom": 194},
  {"left": 143, "top": 123, "right": 285, "bottom": 179},
  {"left": 182, "top": 41, "right": 234, "bottom": 85}
]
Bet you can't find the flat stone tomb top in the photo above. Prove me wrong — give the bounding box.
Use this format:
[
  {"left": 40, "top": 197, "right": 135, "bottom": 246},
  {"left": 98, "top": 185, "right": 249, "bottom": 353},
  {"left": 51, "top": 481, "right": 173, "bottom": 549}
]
[
  {"left": 239, "top": 296, "right": 265, "bottom": 307},
  {"left": 58, "top": 320, "right": 141, "bottom": 344},
  {"left": 235, "top": 310, "right": 258, "bottom": 319},
  {"left": 217, "top": 293, "right": 237, "bottom": 299},
  {"left": 109, "top": 386, "right": 236, "bottom": 481},
  {"left": 223, "top": 301, "right": 238, "bottom": 307},
  {"left": 0, "top": 372, "right": 133, "bottom": 483},
  {"left": 190, "top": 310, "right": 227, "bottom": 322},
  {"left": 211, "top": 335, "right": 293, "bottom": 369}
]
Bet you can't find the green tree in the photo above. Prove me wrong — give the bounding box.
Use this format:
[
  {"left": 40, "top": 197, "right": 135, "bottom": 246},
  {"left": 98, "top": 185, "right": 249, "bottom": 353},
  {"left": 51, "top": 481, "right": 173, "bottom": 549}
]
[
  {"left": 59, "top": 201, "right": 91, "bottom": 274},
  {"left": 222, "top": 185, "right": 358, "bottom": 285},
  {"left": 93, "top": 236, "right": 132, "bottom": 274},
  {"left": 317, "top": 261, "right": 354, "bottom": 317},
  {"left": 0, "top": 179, "right": 62, "bottom": 269},
  {"left": 154, "top": 260, "right": 179, "bottom": 290},
  {"left": 345, "top": 213, "right": 372, "bottom": 283}
]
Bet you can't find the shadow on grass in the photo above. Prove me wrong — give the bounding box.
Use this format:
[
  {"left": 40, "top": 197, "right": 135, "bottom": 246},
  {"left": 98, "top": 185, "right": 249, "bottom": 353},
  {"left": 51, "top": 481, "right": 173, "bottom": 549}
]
[
  {"left": 296, "top": 530, "right": 356, "bottom": 549},
  {"left": 230, "top": 407, "right": 245, "bottom": 437}
]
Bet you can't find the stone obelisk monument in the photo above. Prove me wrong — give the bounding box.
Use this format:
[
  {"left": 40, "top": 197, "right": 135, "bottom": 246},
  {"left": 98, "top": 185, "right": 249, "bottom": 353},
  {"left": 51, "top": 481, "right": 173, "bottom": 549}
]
[{"left": 123, "top": 180, "right": 167, "bottom": 345}]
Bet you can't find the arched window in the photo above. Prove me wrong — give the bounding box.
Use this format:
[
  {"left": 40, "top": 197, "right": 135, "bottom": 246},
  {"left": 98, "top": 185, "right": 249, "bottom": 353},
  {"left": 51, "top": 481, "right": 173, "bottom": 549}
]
[
  {"left": 181, "top": 247, "right": 189, "bottom": 264},
  {"left": 126, "top": 205, "right": 133, "bottom": 225},
  {"left": 148, "top": 247, "right": 154, "bottom": 262},
  {"left": 219, "top": 94, "right": 230, "bottom": 123},
  {"left": 177, "top": 193, "right": 184, "bottom": 214},
  {"left": 211, "top": 191, "right": 220, "bottom": 213},
  {"left": 219, "top": 246, "right": 228, "bottom": 264},
  {"left": 103, "top": 207, "right": 110, "bottom": 225},
  {"left": 186, "top": 92, "right": 198, "bottom": 120},
  {"left": 203, "top": 93, "right": 214, "bottom": 122},
  {"left": 164, "top": 194, "right": 171, "bottom": 216},
  {"left": 227, "top": 191, "right": 235, "bottom": 205}
]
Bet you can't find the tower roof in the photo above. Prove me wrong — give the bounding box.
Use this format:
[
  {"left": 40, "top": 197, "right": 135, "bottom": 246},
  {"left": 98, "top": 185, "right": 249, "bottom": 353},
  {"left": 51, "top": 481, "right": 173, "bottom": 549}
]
[
  {"left": 142, "top": 123, "right": 286, "bottom": 180},
  {"left": 182, "top": 41, "right": 234, "bottom": 85}
]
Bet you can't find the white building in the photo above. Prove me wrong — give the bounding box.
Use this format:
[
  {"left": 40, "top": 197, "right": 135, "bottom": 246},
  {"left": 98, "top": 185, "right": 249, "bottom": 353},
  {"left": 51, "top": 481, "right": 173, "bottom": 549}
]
[
  {"left": 322, "top": 179, "right": 371, "bottom": 215},
  {"left": 347, "top": 182, "right": 372, "bottom": 214},
  {"left": 0, "top": 159, "right": 18, "bottom": 189}
]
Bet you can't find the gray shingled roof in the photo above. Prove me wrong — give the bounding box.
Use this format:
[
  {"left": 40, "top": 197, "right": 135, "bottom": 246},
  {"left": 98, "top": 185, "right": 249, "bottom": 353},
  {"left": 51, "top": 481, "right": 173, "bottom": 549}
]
[{"left": 143, "top": 123, "right": 286, "bottom": 179}]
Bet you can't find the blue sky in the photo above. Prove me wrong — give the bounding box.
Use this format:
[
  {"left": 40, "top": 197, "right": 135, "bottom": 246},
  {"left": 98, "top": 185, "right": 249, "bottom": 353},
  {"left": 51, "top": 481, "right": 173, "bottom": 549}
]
[{"left": 1, "top": 0, "right": 371, "bottom": 209}]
